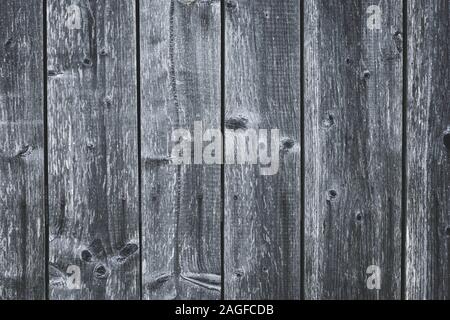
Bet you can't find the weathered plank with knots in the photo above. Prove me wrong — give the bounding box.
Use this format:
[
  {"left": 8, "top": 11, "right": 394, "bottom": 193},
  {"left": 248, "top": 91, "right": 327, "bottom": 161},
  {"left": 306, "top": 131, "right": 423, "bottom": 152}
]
[
  {"left": 406, "top": 0, "right": 450, "bottom": 300},
  {"left": 0, "top": 0, "right": 45, "bottom": 300},
  {"left": 47, "top": 0, "right": 139, "bottom": 299},
  {"left": 140, "top": 0, "right": 222, "bottom": 299},
  {"left": 304, "top": 0, "right": 403, "bottom": 299},
  {"left": 224, "top": 0, "right": 301, "bottom": 299}
]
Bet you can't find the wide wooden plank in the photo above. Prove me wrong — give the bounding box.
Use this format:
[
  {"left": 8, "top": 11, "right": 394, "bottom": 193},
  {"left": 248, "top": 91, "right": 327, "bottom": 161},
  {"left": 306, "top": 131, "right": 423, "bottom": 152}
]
[
  {"left": 47, "top": 0, "right": 139, "bottom": 299},
  {"left": 304, "top": 0, "right": 403, "bottom": 299},
  {"left": 0, "top": 0, "right": 45, "bottom": 300},
  {"left": 224, "top": 0, "right": 301, "bottom": 299},
  {"left": 406, "top": 0, "right": 449, "bottom": 300},
  {"left": 140, "top": 0, "right": 222, "bottom": 299}
]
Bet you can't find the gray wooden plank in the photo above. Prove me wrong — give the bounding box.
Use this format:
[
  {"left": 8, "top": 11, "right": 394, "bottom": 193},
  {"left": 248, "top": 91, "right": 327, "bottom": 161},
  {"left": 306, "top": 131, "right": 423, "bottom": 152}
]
[
  {"left": 140, "top": 0, "right": 222, "bottom": 300},
  {"left": 224, "top": 0, "right": 301, "bottom": 299},
  {"left": 47, "top": 0, "right": 140, "bottom": 299},
  {"left": 304, "top": 0, "right": 403, "bottom": 299},
  {"left": 0, "top": 0, "right": 45, "bottom": 300},
  {"left": 406, "top": 0, "right": 450, "bottom": 300}
]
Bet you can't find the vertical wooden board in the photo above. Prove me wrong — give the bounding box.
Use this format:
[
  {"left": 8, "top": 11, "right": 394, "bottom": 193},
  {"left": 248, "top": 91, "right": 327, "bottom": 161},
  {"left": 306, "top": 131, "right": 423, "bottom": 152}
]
[
  {"left": 47, "top": 0, "right": 139, "bottom": 299},
  {"left": 304, "top": 0, "right": 403, "bottom": 299},
  {"left": 406, "top": 0, "right": 450, "bottom": 300},
  {"left": 140, "top": 0, "right": 222, "bottom": 299},
  {"left": 224, "top": 0, "right": 301, "bottom": 299},
  {"left": 0, "top": 0, "right": 45, "bottom": 300}
]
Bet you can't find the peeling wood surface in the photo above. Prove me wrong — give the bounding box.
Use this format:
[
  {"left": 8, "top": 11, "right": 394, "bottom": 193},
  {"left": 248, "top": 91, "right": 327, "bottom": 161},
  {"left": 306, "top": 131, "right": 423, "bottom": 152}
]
[
  {"left": 47, "top": 0, "right": 139, "bottom": 299},
  {"left": 304, "top": 0, "right": 403, "bottom": 299},
  {"left": 406, "top": 0, "right": 450, "bottom": 300},
  {"left": 0, "top": 0, "right": 45, "bottom": 300},
  {"left": 224, "top": 0, "right": 301, "bottom": 299},
  {"left": 140, "top": 0, "right": 222, "bottom": 300}
]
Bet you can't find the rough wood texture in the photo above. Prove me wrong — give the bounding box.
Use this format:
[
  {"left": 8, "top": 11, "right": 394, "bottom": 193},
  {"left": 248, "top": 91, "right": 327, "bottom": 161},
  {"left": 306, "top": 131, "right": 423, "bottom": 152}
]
[
  {"left": 304, "top": 0, "right": 403, "bottom": 299},
  {"left": 1, "top": 0, "right": 450, "bottom": 302},
  {"left": 224, "top": 0, "right": 301, "bottom": 299},
  {"left": 140, "top": 0, "right": 222, "bottom": 299},
  {"left": 406, "top": 0, "right": 450, "bottom": 300},
  {"left": 47, "top": 0, "right": 139, "bottom": 299},
  {"left": 0, "top": 0, "right": 45, "bottom": 300}
]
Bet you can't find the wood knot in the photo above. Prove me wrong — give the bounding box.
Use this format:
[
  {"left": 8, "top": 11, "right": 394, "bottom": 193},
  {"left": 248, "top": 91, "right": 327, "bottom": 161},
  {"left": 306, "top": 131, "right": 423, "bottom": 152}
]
[
  {"left": 86, "top": 142, "right": 95, "bottom": 150},
  {"left": 356, "top": 212, "right": 363, "bottom": 222},
  {"left": 145, "top": 156, "right": 172, "bottom": 165},
  {"left": 446, "top": 227, "right": 450, "bottom": 237},
  {"left": 117, "top": 243, "right": 139, "bottom": 262},
  {"left": 82, "top": 57, "right": 93, "bottom": 67},
  {"left": 225, "top": 116, "right": 248, "bottom": 130},
  {"left": 322, "top": 114, "right": 335, "bottom": 128},
  {"left": 104, "top": 97, "right": 112, "bottom": 108},
  {"left": 327, "top": 189, "right": 338, "bottom": 201},
  {"left": 99, "top": 48, "right": 108, "bottom": 56},
  {"left": 48, "top": 69, "right": 63, "bottom": 77},
  {"left": 363, "top": 70, "right": 371, "bottom": 79},
  {"left": 4, "top": 37, "right": 13, "bottom": 47},
  {"left": 81, "top": 250, "right": 92, "bottom": 262},
  {"left": 15, "top": 145, "right": 34, "bottom": 158},
  {"left": 281, "top": 138, "right": 295, "bottom": 152},
  {"left": 234, "top": 270, "right": 244, "bottom": 278},
  {"left": 93, "top": 264, "right": 109, "bottom": 279}
]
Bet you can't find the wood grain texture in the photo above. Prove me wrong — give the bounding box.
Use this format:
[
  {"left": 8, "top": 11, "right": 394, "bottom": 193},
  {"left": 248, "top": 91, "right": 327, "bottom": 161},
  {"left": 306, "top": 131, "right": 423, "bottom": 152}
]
[
  {"left": 406, "top": 0, "right": 450, "bottom": 300},
  {"left": 304, "top": 0, "right": 403, "bottom": 299},
  {"left": 140, "top": 0, "right": 222, "bottom": 300},
  {"left": 0, "top": 0, "right": 449, "bottom": 302},
  {"left": 224, "top": 0, "right": 301, "bottom": 299},
  {"left": 47, "top": 0, "right": 139, "bottom": 299},
  {"left": 0, "top": 0, "right": 45, "bottom": 300}
]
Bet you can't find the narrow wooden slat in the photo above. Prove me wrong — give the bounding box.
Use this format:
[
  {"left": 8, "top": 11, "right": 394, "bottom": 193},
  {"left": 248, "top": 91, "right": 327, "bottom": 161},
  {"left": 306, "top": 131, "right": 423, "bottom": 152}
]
[
  {"left": 304, "top": 0, "right": 403, "bottom": 299},
  {"left": 406, "top": 0, "right": 450, "bottom": 300},
  {"left": 0, "top": 0, "right": 45, "bottom": 300},
  {"left": 140, "top": 0, "right": 222, "bottom": 299},
  {"left": 47, "top": 0, "right": 139, "bottom": 299},
  {"left": 224, "top": 0, "right": 301, "bottom": 299}
]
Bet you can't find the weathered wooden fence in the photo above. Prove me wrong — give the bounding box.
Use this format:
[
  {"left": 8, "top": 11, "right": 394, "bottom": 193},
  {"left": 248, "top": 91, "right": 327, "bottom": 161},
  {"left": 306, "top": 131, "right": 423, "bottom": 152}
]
[{"left": 0, "top": 0, "right": 448, "bottom": 300}]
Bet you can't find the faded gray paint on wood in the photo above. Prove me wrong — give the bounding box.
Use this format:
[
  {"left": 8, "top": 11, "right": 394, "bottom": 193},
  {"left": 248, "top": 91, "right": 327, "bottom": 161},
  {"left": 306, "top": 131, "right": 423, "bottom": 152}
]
[
  {"left": 0, "top": 0, "right": 449, "bottom": 302},
  {"left": 304, "top": 0, "right": 403, "bottom": 299},
  {"left": 0, "top": 0, "right": 45, "bottom": 300},
  {"left": 406, "top": 0, "right": 450, "bottom": 300},
  {"left": 224, "top": 0, "right": 301, "bottom": 299},
  {"left": 140, "top": 0, "right": 222, "bottom": 299},
  {"left": 47, "top": 0, "right": 139, "bottom": 299}
]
